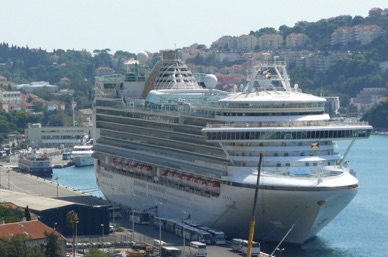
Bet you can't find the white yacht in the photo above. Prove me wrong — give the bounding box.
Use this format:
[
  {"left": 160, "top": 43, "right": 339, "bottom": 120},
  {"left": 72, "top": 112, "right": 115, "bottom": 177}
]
[
  {"left": 71, "top": 136, "right": 94, "bottom": 167},
  {"left": 92, "top": 50, "right": 372, "bottom": 244}
]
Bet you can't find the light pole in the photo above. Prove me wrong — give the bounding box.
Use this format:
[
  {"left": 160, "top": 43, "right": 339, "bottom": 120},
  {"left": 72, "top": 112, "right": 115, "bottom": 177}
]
[
  {"left": 73, "top": 221, "right": 79, "bottom": 257},
  {"left": 54, "top": 222, "right": 57, "bottom": 230},
  {"left": 7, "top": 169, "right": 10, "bottom": 190},
  {"left": 158, "top": 202, "right": 162, "bottom": 257},
  {"left": 182, "top": 211, "right": 187, "bottom": 257},
  {"left": 101, "top": 224, "right": 104, "bottom": 240},
  {"left": 55, "top": 176, "right": 59, "bottom": 197},
  {"left": 111, "top": 188, "right": 115, "bottom": 236},
  {"left": 76, "top": 221, "right": 79, "bottom": 241},
  {"left": 131, "top": 194, "right": 135, "bottom": 242},
  {"left": 111, "top": 188, "right": 116, "bottom": 254},
  {"left": 72, "top": 99, "right": 77, "bottom": 127}
]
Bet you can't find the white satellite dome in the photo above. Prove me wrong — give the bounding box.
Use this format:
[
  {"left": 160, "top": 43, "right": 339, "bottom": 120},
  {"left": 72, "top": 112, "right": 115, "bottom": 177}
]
[
  {"left": 204, "top": 74, "right": 217, "bottom": 89},
  {"left": 137, "top": 51, "right": 148, "bottom": 64}
]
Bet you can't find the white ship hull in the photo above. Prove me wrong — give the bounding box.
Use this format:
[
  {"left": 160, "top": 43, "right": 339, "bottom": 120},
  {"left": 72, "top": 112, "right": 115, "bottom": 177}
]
[
  {"left": 96, "top": 165, "right": 357, "bottom": 245},
  {"left": 73, "top": 155, "right": 94, "bottom": 167}
]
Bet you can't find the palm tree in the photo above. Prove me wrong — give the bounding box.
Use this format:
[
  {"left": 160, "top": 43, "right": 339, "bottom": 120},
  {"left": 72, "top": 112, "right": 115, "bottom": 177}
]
[{"left": 66, "top": 210, "right": 79, "bottom": 257}]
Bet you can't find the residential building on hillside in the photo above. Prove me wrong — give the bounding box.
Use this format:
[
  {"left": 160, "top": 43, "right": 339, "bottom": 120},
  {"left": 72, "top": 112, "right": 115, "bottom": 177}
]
[
  {"left": 13, "top": 81, "right": 58, "bottom": 93},
  {"left": 258, "top": 34, "right": 283, "bottom": 50},
  {"left": 331, "top": 24, "right": 385, "bottom": 46},
  {"left": 286, "top": 33, "right": 309, "bottom": 49},
  {"left": 0, "top": 87, "right": 21, "bottom": 105},
  {"left": 214, "top": 51, "right": 241, "bottom": 63},
  {"left": 179, "top": 47, "right": 213, "bottom": 62},
  {"left": 45, "top": 100, "right": 66, "bottom": 111},
  {"left": 350, "top": 87, "right": 386, "bottom": 111},
  {"left": 237, "top": 34, "right": 259, "bottom": 51},
  {"left": 331, "top": 27, "right": 352, "bottom": 46},
  {"left": 379, "top": 61, "right": 388, "bottom": 73},
  {"left": 211, "top": 35, "right": 239, "bottom": 50},
  {"left": 304, "top": 52, "right": 349, "bottom": 72},
  {"left": 19, "top": 93, "right": 65, "bottom": 113},
  {"left": 369, "top": 7, "right": 383, "bottom": 16}
]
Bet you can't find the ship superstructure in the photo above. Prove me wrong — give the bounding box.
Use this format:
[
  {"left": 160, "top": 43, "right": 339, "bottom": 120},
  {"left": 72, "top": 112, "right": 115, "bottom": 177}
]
[
  {"left": 18, "top": 149, "right": 53, "bottom": 178},
  {"left": 92, "top": 50, "right": 372, "bottom": 244}
]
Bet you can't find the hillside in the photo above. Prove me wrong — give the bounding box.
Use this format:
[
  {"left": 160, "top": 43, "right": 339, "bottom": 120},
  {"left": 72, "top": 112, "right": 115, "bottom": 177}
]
[{"left": 0, "top": 9, "right": 387, "bottom": 129}]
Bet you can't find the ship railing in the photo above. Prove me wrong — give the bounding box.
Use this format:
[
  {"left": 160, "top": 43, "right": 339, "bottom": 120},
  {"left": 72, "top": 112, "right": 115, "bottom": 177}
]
[
  {"left": 259, "top": 166, "right": 347, "bottom": 180},
  {"left": 205, "top": 120, "right": 370, "bottom": 128}
]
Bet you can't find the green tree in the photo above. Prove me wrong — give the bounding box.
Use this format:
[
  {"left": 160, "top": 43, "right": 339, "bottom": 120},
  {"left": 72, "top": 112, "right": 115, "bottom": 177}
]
[
  {"left": 4, "top": 233, "right": 30, "bottom": 257},
  {"left": 362, "top": 100, "right": 388, "bottom": 129},
  {"left": 66, "top": 210, "right": 79, "bottom": 257},
  {"left": 0, "top": 205, "right": 24, "bottom": 223},
  {"left": 0, "top": 233, "right": 45, "bottom": 257},
  {"left": 11, "top": 110, "right": 41, "bottom": 132},
  {"left": 25, "top": 205, "right": 31, "bottom": 221},
  {"left": 44, "top": 231, "right": 62, "bottom": 257},
  {"left": 33, "top": 87, "right": 56, "bottom": 101}
]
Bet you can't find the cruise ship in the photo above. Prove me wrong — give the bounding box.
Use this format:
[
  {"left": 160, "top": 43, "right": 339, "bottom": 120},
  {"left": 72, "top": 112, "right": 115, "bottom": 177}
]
[{"left": 92, "top": 50, "right": 372, "bottom": 245}]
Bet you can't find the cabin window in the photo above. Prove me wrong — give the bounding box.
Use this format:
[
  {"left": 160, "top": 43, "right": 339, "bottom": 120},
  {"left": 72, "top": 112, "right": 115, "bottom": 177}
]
[{"left": 276, "top": 163, "right": 281, "bottom": 167}]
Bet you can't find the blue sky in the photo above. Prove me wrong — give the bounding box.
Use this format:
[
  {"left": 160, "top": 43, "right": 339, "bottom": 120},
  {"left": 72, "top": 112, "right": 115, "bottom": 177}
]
[{"left": 1, "top": 0, "right": 385, "bottom": 53}]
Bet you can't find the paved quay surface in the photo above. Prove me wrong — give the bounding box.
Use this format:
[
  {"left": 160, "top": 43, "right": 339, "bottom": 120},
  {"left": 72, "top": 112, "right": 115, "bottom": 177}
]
[
  {"left": 0, "top": 158, "right": 108, "bottom": 206},
  {"left": 0, "top": 155, "right": 253, "bottom": 257}
]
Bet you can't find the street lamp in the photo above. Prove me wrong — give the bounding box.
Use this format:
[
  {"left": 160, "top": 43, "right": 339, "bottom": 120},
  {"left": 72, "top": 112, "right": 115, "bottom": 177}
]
[
  {"left": 75, "top": 221, "right": 79, "bottom": 244},
  {"left": 276, "top": 247, "right": 285, "bottom": 257},
  {"left": 54, "top": 222, "right": 57, "bottom": 230},
  {"left": 55, "top": 176, "right": 59, "bottom": 197},
  {"left": 158, "top": 202, "right": 163, "bottom": 257},
  {"left": 101, "top": 224, "right": 104, "bottom": 240},
  {"left": 131, "top": 194, "right": 136, "bottom": 242}
]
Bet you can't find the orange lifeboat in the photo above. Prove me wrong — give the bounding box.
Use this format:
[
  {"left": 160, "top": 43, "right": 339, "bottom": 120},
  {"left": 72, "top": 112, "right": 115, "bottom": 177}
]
[
  {"left": 197, "top": 178, "right": 206, "bottom": 186},
  {"left": 207, "top": 181, "right": 221, "bottom": 193},
  {"left": 144, "top": 164, "right": 152, "bottom": 171},
  {"left": 137, "top": 163, "right": 144, "bottom": 170}
]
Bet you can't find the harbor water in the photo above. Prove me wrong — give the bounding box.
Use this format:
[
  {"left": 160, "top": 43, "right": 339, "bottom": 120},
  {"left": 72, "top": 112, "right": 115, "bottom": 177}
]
[{"left": 51, "top": 135, "right": 388, "bottom": 257}]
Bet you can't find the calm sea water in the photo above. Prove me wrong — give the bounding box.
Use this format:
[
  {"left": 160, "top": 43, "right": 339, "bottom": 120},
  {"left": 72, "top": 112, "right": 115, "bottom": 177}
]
[{"left": 51, "top": 135, "right": 388, "bottom": 257}]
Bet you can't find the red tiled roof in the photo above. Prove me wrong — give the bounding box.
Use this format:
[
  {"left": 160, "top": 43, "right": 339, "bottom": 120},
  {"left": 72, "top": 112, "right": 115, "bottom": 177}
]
[{"left": 0, "top": 220, "right": 66, "bottom": 241}]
